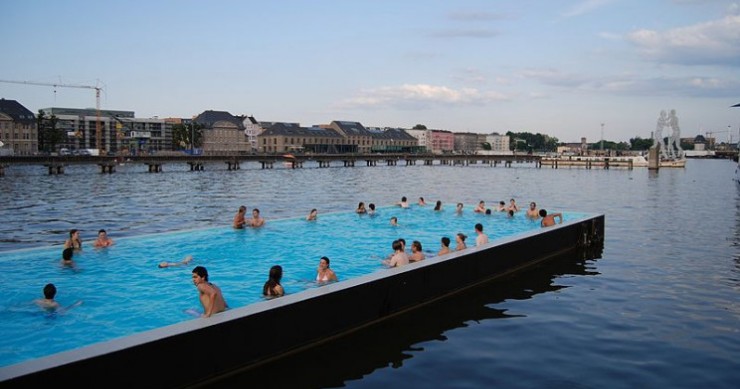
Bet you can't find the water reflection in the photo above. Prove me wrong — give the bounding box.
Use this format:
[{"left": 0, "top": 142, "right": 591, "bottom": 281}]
[{"left": 203, "top": 243, "right": 603, "bottom": 388}]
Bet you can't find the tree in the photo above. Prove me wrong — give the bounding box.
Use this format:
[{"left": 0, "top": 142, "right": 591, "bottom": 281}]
[
  {"left": 36, "top": 109, "right": 61, "bottom": 153},
  {"left": 629, "top": 136, "right": 653, "bottom": 151},
  {"left": 481, "top": 142, "right": 491, "bottom": 150},
  {"left": 505, "top": 131, "right": 559, "bottom": 152},
  {"left": 171, "top": 122, "right": 203, "bottom": 150},
  {"left": 412, "top": 124, "right": 427, "bottom": 130}
]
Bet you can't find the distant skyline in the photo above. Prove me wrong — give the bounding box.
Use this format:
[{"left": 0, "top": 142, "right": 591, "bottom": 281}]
[{"left": 1, "top": 0, "right": 739, "bottom": 143}]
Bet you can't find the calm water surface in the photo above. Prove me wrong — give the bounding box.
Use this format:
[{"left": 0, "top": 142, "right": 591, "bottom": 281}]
[{"left": 0, "top": 159, "right": 738, "bottom": 388}]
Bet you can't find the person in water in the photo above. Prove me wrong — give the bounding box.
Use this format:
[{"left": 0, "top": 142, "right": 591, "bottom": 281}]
[
  {"left": 263, "top": 265, "right": 285, "bottom": 297},
  {"left": 159, "top": 255, "right": 193, "bottom": 268},
  {"left": 316, "top": 256, "right": 338, "bottom": 284},
  {"left": 191, "top": 266, "right": 227, "bottom": 318},
  {"left": 92, "top": 229, "right": 114, "bottom": 248}
]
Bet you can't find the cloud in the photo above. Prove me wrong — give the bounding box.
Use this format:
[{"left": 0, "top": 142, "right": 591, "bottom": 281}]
[
  {"left": 561, "top": 0, "right": 616, "bottom": 18},
  {"left": 519, "top": 69, "right": 592, "bottom": 88},
  {"left": 334, "top": 84, "right": 508, "bottom": 110},
  {"left": 627, "top": 15, "right": 740, "bottom": 66},
  {"left": 520, "top": 68, "right": 739, "bottom": 98}
]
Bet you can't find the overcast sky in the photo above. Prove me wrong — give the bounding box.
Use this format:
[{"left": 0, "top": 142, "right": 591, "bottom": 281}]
[{"left": 2, "top": 0, "right": 739, "bottom": 143}]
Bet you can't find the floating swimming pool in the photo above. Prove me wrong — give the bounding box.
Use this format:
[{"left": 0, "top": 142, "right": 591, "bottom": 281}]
[{"left": 0, "top": 204, "right": 587, "bottom": 369}]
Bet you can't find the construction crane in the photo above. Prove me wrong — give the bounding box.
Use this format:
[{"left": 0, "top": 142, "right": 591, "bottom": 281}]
[{"left": 0, "top": 79, "right": 104, "bottom": 154}]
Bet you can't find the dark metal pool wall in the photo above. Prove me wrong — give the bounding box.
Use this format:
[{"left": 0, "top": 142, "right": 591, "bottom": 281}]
[{"left": 0, "top": 214, "right": 604, "bottom": 388}]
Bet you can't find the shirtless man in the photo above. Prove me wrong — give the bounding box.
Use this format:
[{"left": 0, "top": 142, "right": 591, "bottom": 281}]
[
  {"left": 233, "top": 205, "right": 247, "bottom": 229},
  {"left": 409, "top": 240, "right": 425, "bottom": 262},
  {"left": 191, "top": 266, "right": 227, "bottom": 318},
  {"left": 92, "top": 229, "right": 114, "bottom": 248},
  {"left": 539, "top": 209, "right": 563, "bottom": 227},
  {"left": 397, "top": 196, "right": 409, "bottom": 208},
  {"left": 383, "top": 240, "right": 409, "bottom": 267},
  {"left": 526, "top": 202, "right": 539, "bottom": 218},
  {"left": 497, "top": 201, "right": 507, "bottom": 212},
  {"left": 475, "top": 223, "right": 489, "bottom": 246},
  {"left": 438, "top": 236, "right": 452, "bottom": 255},
  {"left": 249, "top": 208, "right": 265, "bottom": 227},
  {"left": 473, "top": 200, "right": 486, "bottom": 213},
  {"left": 455, "top": 233, "right": 467, "bottom": 251},
  {"left": 507, "top": 198, "right": 520, "bottom": 212},
  {"left": 34, "top": 283, "right": 60, "bottom": 310}
]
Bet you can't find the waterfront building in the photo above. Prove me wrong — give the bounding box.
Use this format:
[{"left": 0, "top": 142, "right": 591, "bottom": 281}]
[
  {"left": 366, "top": 127, "right": 420, "bottom": 153},
  {"left": 404, "top": 128, "right": 432, "bottom": 152},
  {"left": 40, "top": 107, "right": 170, "bottom": 156},
  {"left": 257, "top": 122, "right": 350, "bottom": 153},
  {"left": 484, "top": 132, "right": 510, "bottom": 153},
  {"left": 240, "top": 115, "right": 263, "bottom": 151},
  {"left": 194, "top": 110, "right": 249, "bottom": 155},
  {"left": 322, "top": 121, "right": 374, "bottom": 153},
  {"left": 454, "top": 132, "right": 480, "bottom": 154},
  {"left": 429, "top": 129, "right": 455, "bottom": 154},
  {"left": 0, "top": 99, "right": 36, "bottom": 156}
]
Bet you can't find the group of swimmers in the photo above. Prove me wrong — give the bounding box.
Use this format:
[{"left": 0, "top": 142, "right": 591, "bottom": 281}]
[
  {"left": 232, "top": 205, "right": 266, "bottom": 228},
  {"left": 39, "top": 197, "right": 561, "bottom": 318}
]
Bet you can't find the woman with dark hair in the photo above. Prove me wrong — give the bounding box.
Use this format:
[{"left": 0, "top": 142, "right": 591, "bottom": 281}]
[
  {"left": 434, "top": 200, "right": 442, "bottom": 211},
  {"left": 263, "top": 265, "right": 285, "bottom": 297},
  {"left": 356, "top": 202, "right": 367, "bottom": 214},
  {"left": 316, "top": 256, "right": 338, "bottom": 284}
]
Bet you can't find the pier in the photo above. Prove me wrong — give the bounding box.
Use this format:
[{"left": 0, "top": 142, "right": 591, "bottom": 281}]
[{"left": 0, "top": 153, "right": 542, "bottom": 175}]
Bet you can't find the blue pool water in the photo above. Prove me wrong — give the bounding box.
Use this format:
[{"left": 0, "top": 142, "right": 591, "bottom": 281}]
[{"left": 0, "top": 202, "right": 584, "bottom": 368}]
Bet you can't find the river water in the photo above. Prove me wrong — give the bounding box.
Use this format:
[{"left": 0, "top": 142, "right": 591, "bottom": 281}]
[{"left": 0, "top": 159, "right": 738, "bottom": 388}]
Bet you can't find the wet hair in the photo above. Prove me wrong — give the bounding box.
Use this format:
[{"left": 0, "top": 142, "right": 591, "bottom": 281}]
[
  {"left": 441, "top": 236, "right": 450, "bottom": 247},
  {"left": 263, "top": 265, "right": 283, "bottom": 296},
  {"left": 43, "top": 283, "right": 57, "bottom": 299},
  {"left": 457, "top": 233, "right": 467, "bottom": 241},
  {"left": 253, "top": 208, "right": 260, "bottom": 214},
  {"left": 320, "top": 256, "right": 330, "bottom": 267},
  {"left": 192, "top": 266, "right": 209, "bottom": 281},
  {"left": 69, "top": 229, "right": 78, "bottom": 238},
  {"left": 398, "top": 238, "right": 406, "bottom": 246},
  {"left": 62, "top": 247, "right": 74, "bottom": 261},
  {"left": 310, "top": 208, "right": 317, "bottom": 213},
  {"left": 98, "top": 229, "right": 106, "bottom": 235},
  {"left": 392, "top": 240, "right": 403, "bottom": 251},
  {"left": 369, "top": 203, "right": 375, "bottom": 210},
  {"left": 239, "top": 205, "right": 247, "bottom": 212},
  {"left": 412, "top": 240, "right": 422, "bottom": 251},
  {"left": 530, "top": 202, "right": 536, "bottom": 208},
  {"left": 485, "top": 209, "right": 492, "bottom": 215},
  {"left": 475, "top": 223, "right": 483, "bottom": 232},
  {"left": 508, "top": 209, "right": 515, "bottom": 217},
  {"left": 539, "top": 209, "right": 548, "bottom": 217},
  {"left": 401, "top": 196, "right": 407, "bottom": 202},
  {"left": 434, "top": 200, "right": 442, "bottom": 211}
]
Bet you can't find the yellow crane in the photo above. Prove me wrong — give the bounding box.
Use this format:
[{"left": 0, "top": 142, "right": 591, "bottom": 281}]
[{"left": 0, "top": 79, "right": 104, "bottom": 154}]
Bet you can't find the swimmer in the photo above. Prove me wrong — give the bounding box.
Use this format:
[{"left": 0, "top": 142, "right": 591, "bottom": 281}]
[
  {"left": 438, "top": 236, "right": 452, "bottom": 255},
  {"left": 390, "top": 216, "right": 399, "bottom": 226},
  {"left": 474, "top": 201, "right": 486, "bottom": 213},
  {"left": 316, "top": 256, "right": 338, "bottom": 284},
  {"left": 455, "top": 233, "right": 467, "bottom": 251},
  {"left": 92, "top": 229, "right": 114, "bottom": 248},
  {"left": 64, "top": 229, "right": 82, "bottom": 251},
  {"left": 263, "top": 265, "right": 285, "bottom": 297},
  {"left": 233, "top": 205, "right": 247, "bottom": 229},
  {"left": 456, "top": 202, "right": 464, "bottom": 214},
  {"left": 418, "top": 197, "right": 427, "bottom": 206},
  {"left": 159, "top": 255, "right": 193, "bottom": 268},
  {"left": 383, "top": 239, "right": 409, "bottom": 267},
  {"left": 249, "top": 208, "right": 266, "bottom": 227},
  {"left": 434, "top": 200, "right": 442, "bottom": 211},
  {"left": 306, "top": 208, "right": 318, "bottom": 221},
  {"left": 192, "top": 266, "right": 227, "bottom": 317},
  {"left": 539, "top": 209, "right": 563, "bottom": 227},
  {"left": 526, "top": 202, "right": 539, "bottom": 218},
  {"left": 61, "top": 247, "right": 75, "bottom": 268},
  {"left": 397, "top": 196, "right": 409, "bottom": 208},
  {"left": 34, "top": 283, "right": 60, "bottom": 310},
  {"left": 409, "top": 240, "right": 425, "bottom": 262},
  {"left": 356, "top": 202, "right": 367, "bottom": 214},
  {"left": 475, "top": 223, "right": 489, "bottom": 246}
]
